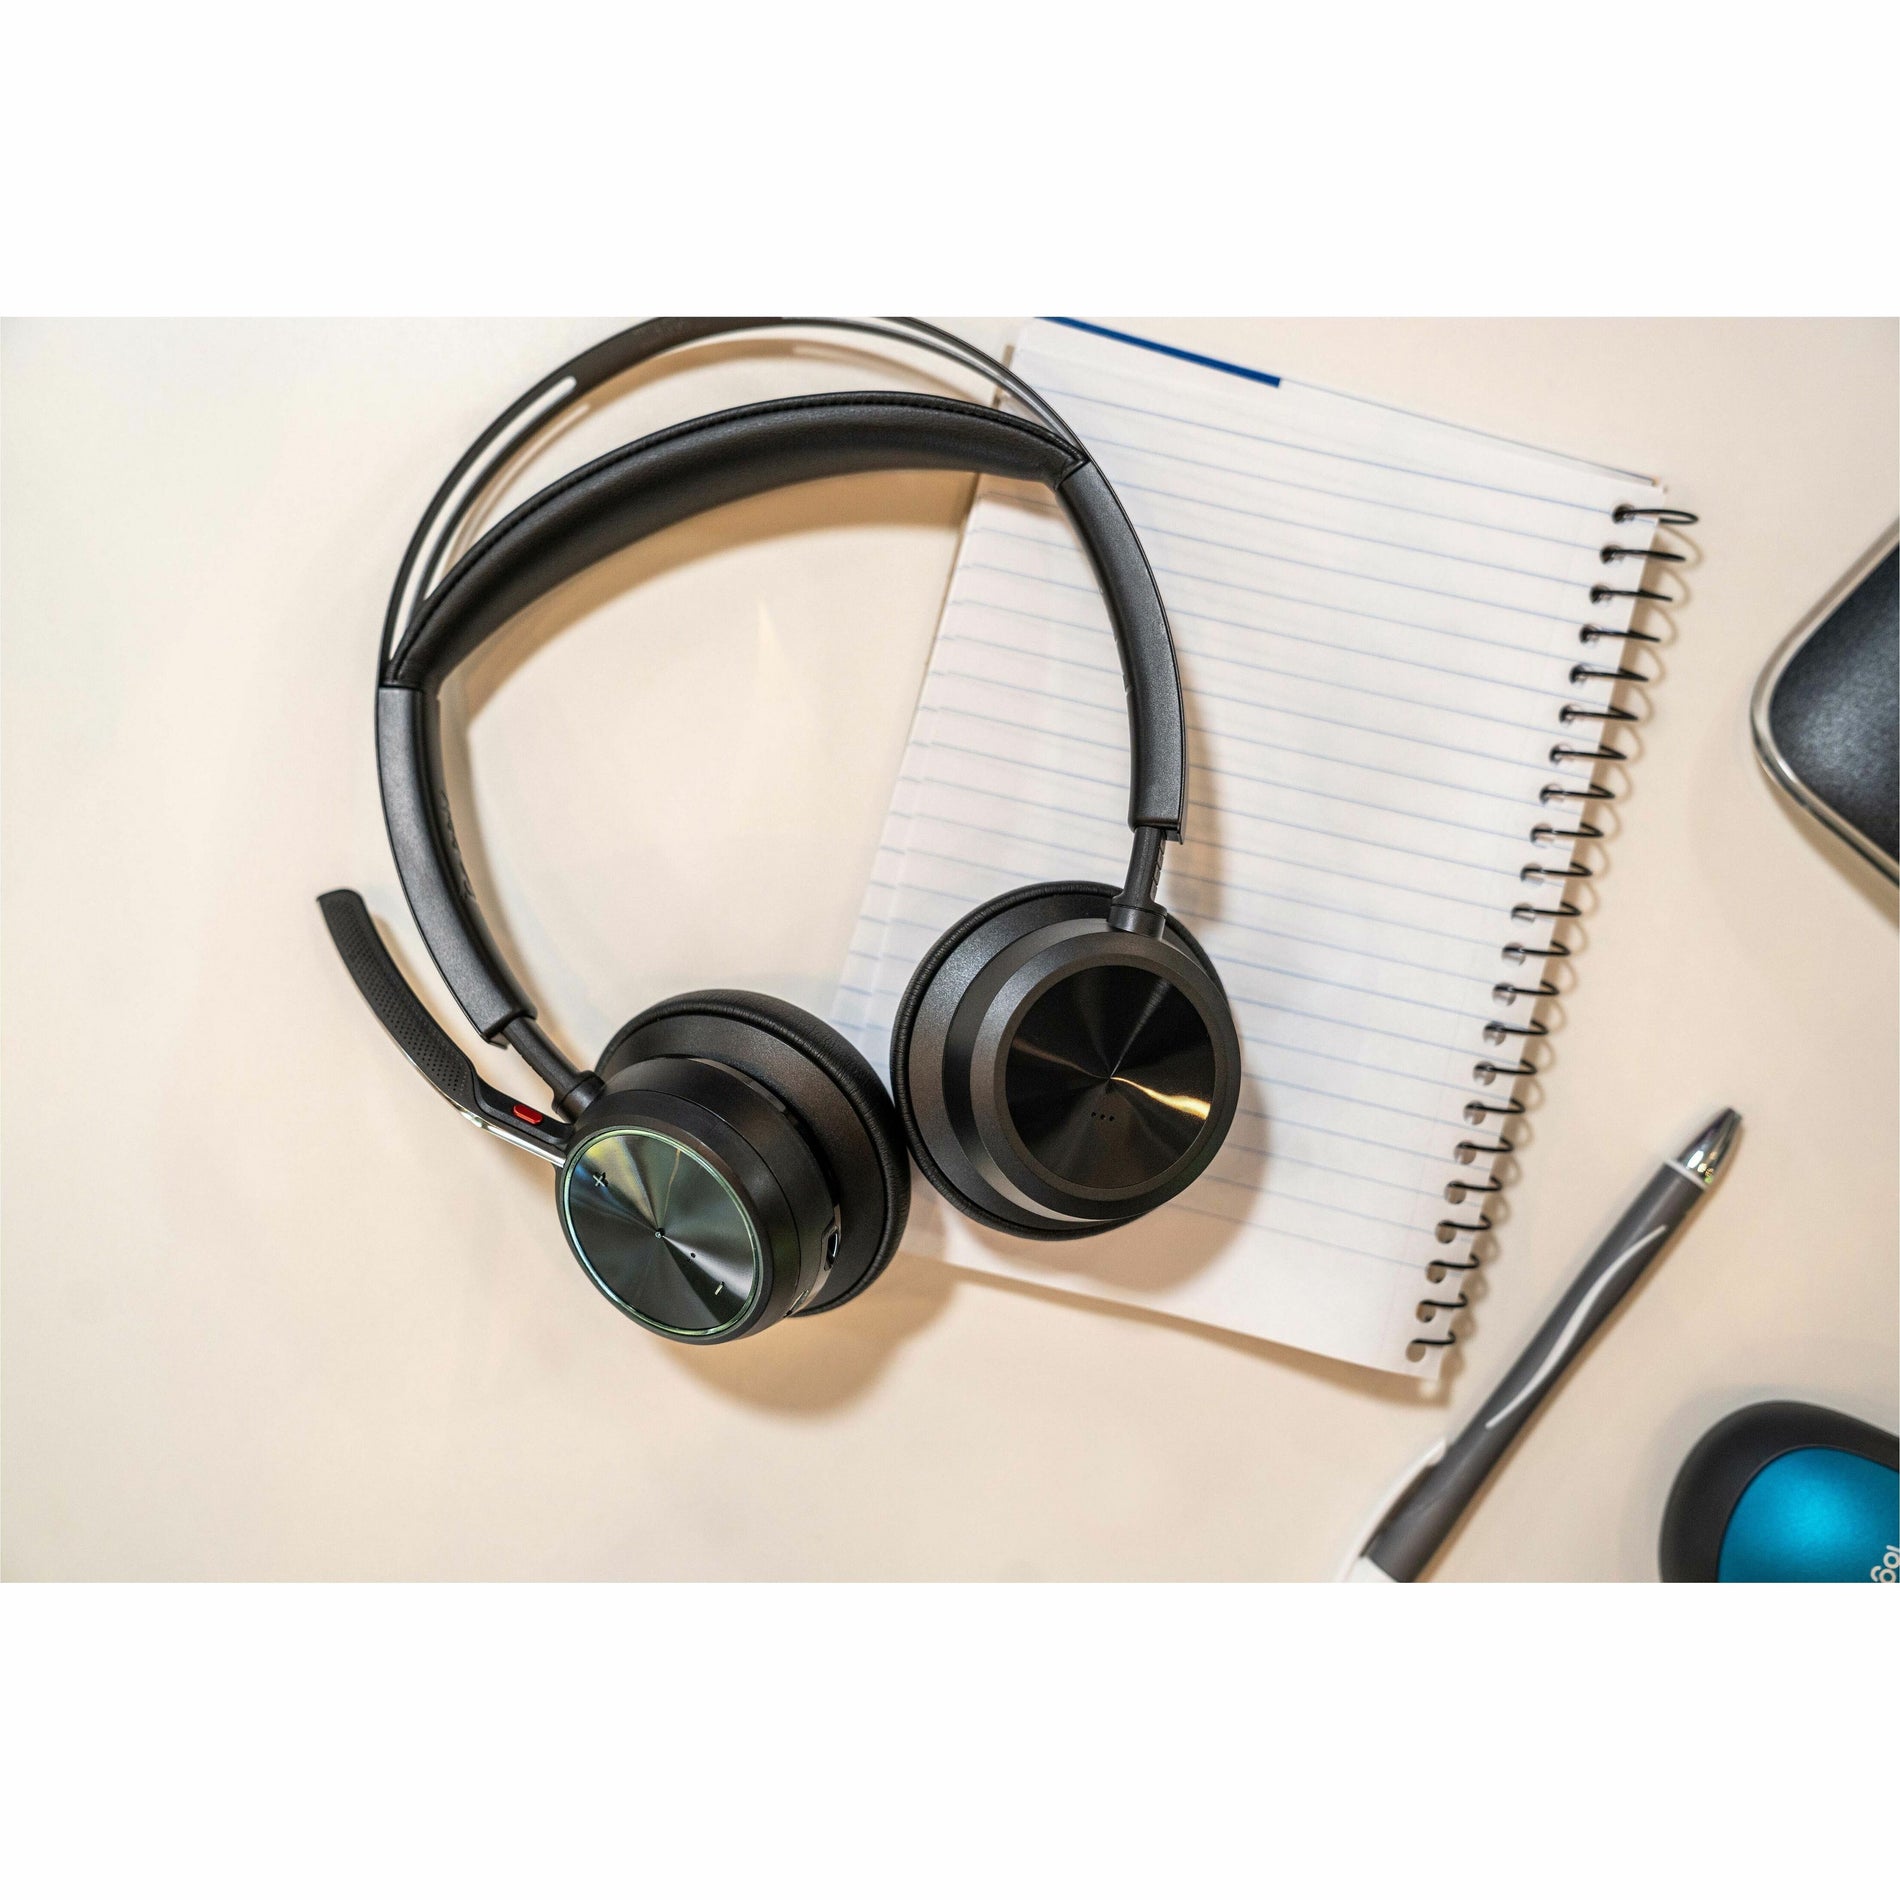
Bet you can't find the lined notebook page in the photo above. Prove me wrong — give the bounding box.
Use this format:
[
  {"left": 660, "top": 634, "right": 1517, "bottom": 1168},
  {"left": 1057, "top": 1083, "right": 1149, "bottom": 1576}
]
[{"left": 834, "top": 320, "right": 1663, "bottom": 1376}]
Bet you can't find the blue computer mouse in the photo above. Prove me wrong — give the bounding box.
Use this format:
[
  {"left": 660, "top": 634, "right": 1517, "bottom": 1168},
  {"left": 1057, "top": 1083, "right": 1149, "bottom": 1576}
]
[{"left": 1660, "top": 1401, "right": 1899, "bottom": 1582}]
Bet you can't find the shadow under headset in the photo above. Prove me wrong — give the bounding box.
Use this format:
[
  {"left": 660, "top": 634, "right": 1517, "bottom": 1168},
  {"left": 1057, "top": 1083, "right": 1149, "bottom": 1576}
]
[{"left": 320, "top": 318, "right": 1241, "bottom": 1344}]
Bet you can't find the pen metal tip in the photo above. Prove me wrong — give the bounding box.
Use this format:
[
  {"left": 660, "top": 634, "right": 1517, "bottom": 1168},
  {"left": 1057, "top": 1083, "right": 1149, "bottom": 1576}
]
[{"left": 1675, "top": 1108, "right": 1741, "bottom": 1189}]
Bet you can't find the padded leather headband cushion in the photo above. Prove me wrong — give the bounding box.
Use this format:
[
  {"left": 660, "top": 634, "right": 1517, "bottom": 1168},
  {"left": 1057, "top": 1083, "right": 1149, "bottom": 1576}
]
[
  {"left": 377, "top": 388, "right": 1189, "bottom": 1048},
  {"left": 597, "top": 988, "right": 911, "bottom": 1314},
  {"left": 388, "top": 393, "right": 1084, "bottom": 690}
]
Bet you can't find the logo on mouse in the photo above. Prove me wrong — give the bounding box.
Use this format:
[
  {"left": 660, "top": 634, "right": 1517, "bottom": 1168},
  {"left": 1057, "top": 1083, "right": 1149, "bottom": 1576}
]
[{"left": 1872, "top": 1545, "right": 1900, "bottom": 1584}]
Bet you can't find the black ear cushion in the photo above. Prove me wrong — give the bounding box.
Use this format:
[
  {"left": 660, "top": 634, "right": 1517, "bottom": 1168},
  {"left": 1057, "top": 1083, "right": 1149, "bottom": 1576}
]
[
  {"left": 597, "top": 989, "right": 911, "bottom": 1310},
  {"left": 891, "top": 882, "right": 1114, "bottom": 1240},
  {"left": 891, "top": 881, "right": 1231, "bottom": 1240},
  {"left": 890, "top": 880, "right": 1228, "bottom": 1243}
]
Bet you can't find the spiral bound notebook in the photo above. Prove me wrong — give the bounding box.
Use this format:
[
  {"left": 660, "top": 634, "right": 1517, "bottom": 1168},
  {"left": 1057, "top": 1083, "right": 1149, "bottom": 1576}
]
[{"left": 832, "top": 319, "right": 1677, "bottom": 1377}]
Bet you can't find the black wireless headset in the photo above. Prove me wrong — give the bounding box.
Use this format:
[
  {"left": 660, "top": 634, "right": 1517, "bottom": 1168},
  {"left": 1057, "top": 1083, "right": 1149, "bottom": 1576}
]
[{"left": 320, "top": 319, "right": 1241, "bottom": 1343}]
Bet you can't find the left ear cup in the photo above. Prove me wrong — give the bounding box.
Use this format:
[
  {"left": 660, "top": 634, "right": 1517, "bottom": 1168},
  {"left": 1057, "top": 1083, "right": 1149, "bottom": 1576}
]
[
  {"left": 892, "top": 882, "right": 1241, "bottom": 1239},
  {"left": 596, "top": 990, "right": 910, "bottom": 1317}
]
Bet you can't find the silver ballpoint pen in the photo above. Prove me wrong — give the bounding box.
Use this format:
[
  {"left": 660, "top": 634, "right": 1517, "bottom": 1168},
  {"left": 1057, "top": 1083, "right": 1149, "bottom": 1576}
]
[{"left": 1348, "top": 1108, "right": 1742, "bottom": 1582}]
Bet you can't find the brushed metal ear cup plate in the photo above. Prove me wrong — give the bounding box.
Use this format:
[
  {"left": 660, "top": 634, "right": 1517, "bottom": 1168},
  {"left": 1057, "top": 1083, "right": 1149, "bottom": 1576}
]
[
  {"left": 599, "top": 990, "right": 910, "bottom": 1313},
  {"left": 892, "top": 883, "right": 1239, "bottom": 1238}
]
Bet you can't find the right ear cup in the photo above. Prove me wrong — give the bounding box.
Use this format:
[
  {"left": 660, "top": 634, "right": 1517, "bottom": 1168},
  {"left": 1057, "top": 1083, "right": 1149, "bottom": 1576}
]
[
  {"left": 595, "top": 990, "right": 910, "bottom": 1319},
  {"left": 892, "top": 882, "right": 1240, "bottom": 1240}
]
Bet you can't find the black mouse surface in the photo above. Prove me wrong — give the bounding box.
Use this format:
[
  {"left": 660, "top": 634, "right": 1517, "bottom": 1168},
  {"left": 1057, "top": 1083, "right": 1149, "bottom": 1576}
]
[
  {"left": 1660, "top": 1401, "right": 1899, "bottom": 1583},
  {"left": 1755, "top": 537, "right": 1899, "bottom": 880}
]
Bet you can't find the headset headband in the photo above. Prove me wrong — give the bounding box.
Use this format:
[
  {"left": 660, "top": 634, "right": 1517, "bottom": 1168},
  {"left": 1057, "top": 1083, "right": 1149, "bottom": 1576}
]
[{"left": 376, "top": 319, "right": 1188, "bottom": 1107}]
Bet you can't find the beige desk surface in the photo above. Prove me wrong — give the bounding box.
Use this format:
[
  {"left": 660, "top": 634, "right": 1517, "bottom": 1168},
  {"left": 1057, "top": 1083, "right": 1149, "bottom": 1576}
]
[{"left": 4, "top": 318, "right": 1895, "bottom": 1581}]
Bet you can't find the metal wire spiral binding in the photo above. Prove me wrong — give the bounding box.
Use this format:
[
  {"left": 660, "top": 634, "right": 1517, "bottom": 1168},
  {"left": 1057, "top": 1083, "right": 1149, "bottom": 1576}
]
[
  {"left": 1591, "top": 582, "right": 1673, "bottom": 605},
  {"left": 1484, "top": 1018, "right": 1549, "bottom": 1041},
  {"left": 1436, "top": 1210, "right": 1492, "bottom": 1237},
  {"left": 1474, "top": 1057, "right": 1537, "bottom": 1083},
  {"left": 1411, "top": 499, "right": 1695, "bottom": 1359},
  {"left": 1493, "top": 977, "right": 1557, "bottom": 1000},
  {"left": 1455, "top": 1136, "right": 1514, "bottom": 1159},
  {"left": 1445, "top": 1172, "right": 1501, "bottom": 1199},
  {"left": 1613, "top": 504, "right": 1699, "bottom": 525},
  {"left": 1572, "top": 659, "right": 1652, "bottom": 685}
]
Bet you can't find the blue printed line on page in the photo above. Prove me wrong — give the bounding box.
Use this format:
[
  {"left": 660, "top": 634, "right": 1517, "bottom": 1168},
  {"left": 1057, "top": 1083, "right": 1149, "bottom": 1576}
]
[
  {"left": 1070, "top": 429, "right": 1602, "bottom": 553},
  {"left": 865, "top": 849, "right": 1506, "bottom": 951},
  {"left": 918, "top": 728, "right": 1535, "bottom": 852},
  {"left": 965, "top": 523, "right": 1591, "bottom": 663},
  {"left": 999, "top": 491, "right": 1584, "bottom": 626},
  {"left": 932, "top": 632, "right": 1593, "bottom": 782},
  {"left": 950, "top": 600, "right": 1568, "bottom": 741},
  {"left": 957, "top": 562, "right": 1579, "bottom": 700},
  {"left": 1027, "top": 374, "right": 1616, "bottom": 515},
  {"left": 889, "top": 785, "right": 1521, "bottom": 914},
  {"left": 1045, "top": 317, "right": 1283, "bottom": 388}
]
